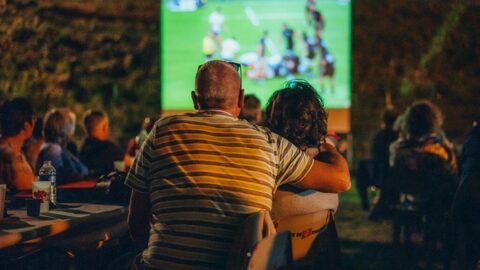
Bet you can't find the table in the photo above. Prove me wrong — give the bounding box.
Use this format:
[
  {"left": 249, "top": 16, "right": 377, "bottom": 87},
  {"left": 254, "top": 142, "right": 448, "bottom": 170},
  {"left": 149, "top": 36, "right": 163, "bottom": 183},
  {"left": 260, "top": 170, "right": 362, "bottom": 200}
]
[
  {"left": 0, "top": 203, "right": 127, "bottom": 249},
  {"left": 15, "top": 179, "right": 99, "bottom": 199}
]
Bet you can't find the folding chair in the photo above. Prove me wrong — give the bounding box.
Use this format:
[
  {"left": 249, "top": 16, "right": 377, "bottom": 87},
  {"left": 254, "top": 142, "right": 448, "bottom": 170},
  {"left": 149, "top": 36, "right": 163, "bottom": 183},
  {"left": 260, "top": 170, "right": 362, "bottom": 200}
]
[
  {"left": 226, "top": 210, "right": 276, "bottom": 270},
  {"left": 276, "top": 210, "right": 341, "bottom": 269}
]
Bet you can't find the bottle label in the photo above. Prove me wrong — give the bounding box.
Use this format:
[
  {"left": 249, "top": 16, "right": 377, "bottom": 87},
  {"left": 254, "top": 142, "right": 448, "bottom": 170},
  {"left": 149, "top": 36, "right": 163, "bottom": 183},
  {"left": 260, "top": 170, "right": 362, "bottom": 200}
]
[{"left": 39, "top": 175, "right": 55, "bottom": 183}]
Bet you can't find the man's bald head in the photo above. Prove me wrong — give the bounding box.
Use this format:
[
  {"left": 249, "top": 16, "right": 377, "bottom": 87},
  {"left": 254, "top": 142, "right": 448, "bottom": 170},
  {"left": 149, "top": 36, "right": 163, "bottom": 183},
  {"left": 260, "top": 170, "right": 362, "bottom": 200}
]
[{"left": 194, "top": 60, "right": 242, "bottom": 110}]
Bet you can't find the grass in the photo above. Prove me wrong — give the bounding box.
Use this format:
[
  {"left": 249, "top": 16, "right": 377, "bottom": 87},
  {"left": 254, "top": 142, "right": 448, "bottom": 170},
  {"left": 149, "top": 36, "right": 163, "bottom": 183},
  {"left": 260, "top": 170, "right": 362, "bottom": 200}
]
[{"left": 161, "top": 0, "right": 351, "bottom": 109}]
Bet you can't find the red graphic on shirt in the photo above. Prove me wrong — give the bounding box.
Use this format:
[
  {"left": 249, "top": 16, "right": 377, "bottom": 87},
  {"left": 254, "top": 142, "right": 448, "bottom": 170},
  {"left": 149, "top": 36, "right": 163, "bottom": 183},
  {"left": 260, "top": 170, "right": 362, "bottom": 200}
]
[{"left": 301, "top": 228, "right": 313, "bottom": 239}]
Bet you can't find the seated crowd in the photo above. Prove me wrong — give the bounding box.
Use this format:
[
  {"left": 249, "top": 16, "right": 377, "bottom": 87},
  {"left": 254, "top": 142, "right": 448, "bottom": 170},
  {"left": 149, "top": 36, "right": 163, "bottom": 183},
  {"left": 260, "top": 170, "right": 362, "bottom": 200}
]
[
  {"left": 0, "top": 102, "right": 134, "bottom": 192},
  {"left": 360, "top": 99, "right": 479, "bottom": 268},
  {"left": 0, "top": 59, "right": 478, "bottom": 269}
]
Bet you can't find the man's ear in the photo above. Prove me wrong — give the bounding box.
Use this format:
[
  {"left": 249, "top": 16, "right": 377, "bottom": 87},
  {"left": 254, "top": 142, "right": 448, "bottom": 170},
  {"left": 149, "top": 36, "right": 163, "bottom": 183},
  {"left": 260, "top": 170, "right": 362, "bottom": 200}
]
[
  {"left": 191, "top": 91, "right": 200, "bottom": 110},
  {"left": 22, "top": 121, "right": 33, "bottom": 137},
  {"left": 237, "top": 89, "right": 245, "bottom": 110}
]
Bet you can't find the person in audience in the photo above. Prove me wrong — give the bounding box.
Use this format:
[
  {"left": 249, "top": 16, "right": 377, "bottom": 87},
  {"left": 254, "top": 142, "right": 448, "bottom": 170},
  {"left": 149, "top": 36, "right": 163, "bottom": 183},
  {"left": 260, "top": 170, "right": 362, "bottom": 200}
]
[
  {"left": 79, "top": 110, "right": 124, "bottom": 177},
  {"left": 450, "top": 116, "right": 480, "bottom": 269},
  {"left": 375, "top": 100, "right": 457, "bottom": 220},
  {"left": 390, "top": 100, "right": 456, "bottom": 170},
  {"left": 0, "top": 98, "right": 35, "bottom": 192},
  {"left": 124, "top": 116, "right": 158, "bottom": 168},
  {"left": 366, "top": 106, "right": 399, "bottom": 216},
  {"left": 23, "top": 117, "right": 44, "bottom": 169},
  {"left": 125, "top": 60, "right": 350, "bottom": 269},
  {"left": 65, "top": 111, "right": 79, "bottom": 157},
  {"left": 37, "top": 108, "right": 88, "bottom": 184},
  {"left": 239, "top": 94, "right": 263, "bottom": 125},
  {"left": 264, "top": 79, "right": 339, "bottom": 221},
  {"left": 372, "top": 106, "right": 399, "bottom": 186},
  {"left": 459, "top": 116, "right": 480, "bottom": 179}
]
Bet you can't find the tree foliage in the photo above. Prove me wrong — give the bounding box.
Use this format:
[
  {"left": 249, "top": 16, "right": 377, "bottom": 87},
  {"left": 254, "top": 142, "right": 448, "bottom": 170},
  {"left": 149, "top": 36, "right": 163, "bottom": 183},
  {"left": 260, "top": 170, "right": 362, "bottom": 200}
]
[
  {"left": 352, "top": 1, "right": 480, "bottom": 158},
  {"left": 0, "top": 0, "right": 159, "bottom": 145}
]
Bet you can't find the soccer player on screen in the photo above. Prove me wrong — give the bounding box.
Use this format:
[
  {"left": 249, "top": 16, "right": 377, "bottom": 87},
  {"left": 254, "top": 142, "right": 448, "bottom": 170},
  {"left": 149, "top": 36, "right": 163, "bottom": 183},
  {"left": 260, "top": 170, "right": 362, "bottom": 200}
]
[
  {"left": 209, "top": 8, "right": 224, "bottom": 51},
  {"left": 251, "top": 31, "right": 270, "bottom": 81},
  {"left": 203, "top": 32, "right": 217, "bottom": 61},
  {"left": 299, "top": 31, "right": 317, "bottom": 77},
  {"left": 319, "top": 44, "right": 335, "bottom": 94},
  {"left": 209, "top": 8, "right": 224, "bottom": 36},
  {"left": 306, "top": 2, "right": 325, "bottom": 38},
  {"left": 221, "top": 37, "right": 240, "bottom": 62},
  {"left": 282, "top": 23, "right": 295, "bottom": 52}
]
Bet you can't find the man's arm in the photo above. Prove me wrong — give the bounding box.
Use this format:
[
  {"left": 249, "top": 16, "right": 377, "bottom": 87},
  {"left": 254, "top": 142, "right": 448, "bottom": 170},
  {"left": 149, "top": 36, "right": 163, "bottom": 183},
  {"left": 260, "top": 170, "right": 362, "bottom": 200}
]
[
  {"left": 128, "top": 190, "right": 151, "bottom": 251},
  {"left": 296, "top": 143, "right": 351, "bottom": 193}
]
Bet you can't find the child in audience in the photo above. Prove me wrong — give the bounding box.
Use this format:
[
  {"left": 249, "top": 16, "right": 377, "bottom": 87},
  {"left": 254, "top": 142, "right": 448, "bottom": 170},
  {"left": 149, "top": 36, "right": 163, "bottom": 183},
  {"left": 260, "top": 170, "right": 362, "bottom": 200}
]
[{"left": 79, "top": 110, "right": 124, "bottom": 177}]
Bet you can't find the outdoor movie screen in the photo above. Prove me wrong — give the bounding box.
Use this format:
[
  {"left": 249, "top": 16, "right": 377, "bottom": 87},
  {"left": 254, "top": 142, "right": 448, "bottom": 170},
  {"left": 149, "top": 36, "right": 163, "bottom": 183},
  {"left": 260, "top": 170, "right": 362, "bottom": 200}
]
[{"left": 161, "top": 0, "right": 351, "bottom": 110}]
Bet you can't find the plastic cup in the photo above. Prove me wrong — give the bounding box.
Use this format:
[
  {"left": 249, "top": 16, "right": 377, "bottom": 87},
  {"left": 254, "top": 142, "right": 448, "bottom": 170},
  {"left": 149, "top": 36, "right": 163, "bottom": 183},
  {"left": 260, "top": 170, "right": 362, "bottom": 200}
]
[
  {"left": 114, "top": 161, "right": 125, "bottom": 172},
  {"left": 32, "top": 181, "right": 51, "bottom": 213},
  {"left": 26, "top": 198, "right": 41, "bottom": 217},
  {"left": 0, "top": 184, "right": 6, "bottom": 220}
]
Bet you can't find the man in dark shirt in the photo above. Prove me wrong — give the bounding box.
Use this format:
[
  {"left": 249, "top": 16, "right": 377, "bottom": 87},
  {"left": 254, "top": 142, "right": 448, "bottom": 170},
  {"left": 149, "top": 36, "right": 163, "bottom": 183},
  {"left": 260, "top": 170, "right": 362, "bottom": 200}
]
[
  {"left": 371, "top": 106, "right": 399, "bottom": 185},
  {"left": 357, "top": 106, "right": 398, "bottom": 212},
  {"left": 459, "top": 117, "right": 480, "bottom": 179},
  {"left": 368, "top": 106, "right": 399, "bottom": 218},
  {"left": 79, "top": 110, "right": 124, "bottom": 177},
  {"left": 451, "top": 116, "right": 480, "bottom": 268}
]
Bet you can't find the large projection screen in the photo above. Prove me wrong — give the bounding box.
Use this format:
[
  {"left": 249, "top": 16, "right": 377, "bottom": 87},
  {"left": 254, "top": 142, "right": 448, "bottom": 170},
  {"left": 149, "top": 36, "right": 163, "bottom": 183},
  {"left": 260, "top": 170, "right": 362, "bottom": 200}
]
[{"left": 160, "top": 0, "right": 351, "bottom": 131}]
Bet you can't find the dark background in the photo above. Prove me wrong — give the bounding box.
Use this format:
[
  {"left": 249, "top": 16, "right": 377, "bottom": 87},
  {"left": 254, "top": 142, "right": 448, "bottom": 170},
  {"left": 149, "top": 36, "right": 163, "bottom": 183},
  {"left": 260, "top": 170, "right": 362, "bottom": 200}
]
[{"left": 1, "top": 0, "right": 479, "bottom": 160}]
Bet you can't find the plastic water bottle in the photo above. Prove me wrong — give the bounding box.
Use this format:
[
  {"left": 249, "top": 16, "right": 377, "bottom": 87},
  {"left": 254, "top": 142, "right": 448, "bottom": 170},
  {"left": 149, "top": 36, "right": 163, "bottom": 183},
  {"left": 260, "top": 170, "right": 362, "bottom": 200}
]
[{"left": 39, "top": 161, "right": 57, "bottom": 204}]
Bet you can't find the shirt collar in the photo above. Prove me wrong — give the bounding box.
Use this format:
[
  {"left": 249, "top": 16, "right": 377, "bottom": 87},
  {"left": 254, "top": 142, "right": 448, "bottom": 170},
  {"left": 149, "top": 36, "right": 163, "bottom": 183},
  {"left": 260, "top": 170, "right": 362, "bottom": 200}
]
[{"left": 197, "top": 109, "right": 234, "bottom": 117}]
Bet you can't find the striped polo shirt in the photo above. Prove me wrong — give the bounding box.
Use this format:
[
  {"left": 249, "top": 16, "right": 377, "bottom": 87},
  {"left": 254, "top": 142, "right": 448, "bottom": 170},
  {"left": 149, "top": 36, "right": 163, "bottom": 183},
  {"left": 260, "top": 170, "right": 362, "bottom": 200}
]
[{"left": 125, "top": 111, "right": 313, "bottom": 269}]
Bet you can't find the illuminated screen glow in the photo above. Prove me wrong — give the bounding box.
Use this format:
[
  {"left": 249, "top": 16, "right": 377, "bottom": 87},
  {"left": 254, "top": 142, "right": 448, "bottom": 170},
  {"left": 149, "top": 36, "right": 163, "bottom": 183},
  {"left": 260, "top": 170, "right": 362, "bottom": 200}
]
[{"left": 161, "top": 0, "right": 351, "bottom": 109}]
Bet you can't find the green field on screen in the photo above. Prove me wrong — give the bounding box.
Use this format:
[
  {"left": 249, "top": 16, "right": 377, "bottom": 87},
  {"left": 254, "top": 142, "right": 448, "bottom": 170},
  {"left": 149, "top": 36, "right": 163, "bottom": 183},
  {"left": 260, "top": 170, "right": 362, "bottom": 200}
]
[{"left": 161, "top": 0, "right": 351, "bottom": 109}]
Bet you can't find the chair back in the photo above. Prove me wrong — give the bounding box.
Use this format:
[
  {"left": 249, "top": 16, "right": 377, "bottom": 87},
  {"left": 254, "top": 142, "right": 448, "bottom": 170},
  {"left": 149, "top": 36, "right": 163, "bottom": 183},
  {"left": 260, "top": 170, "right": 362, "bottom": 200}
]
[
  {"left": 390, "top": 147, "right": 458, "bottom": 217},
  {"left": 247, "top": 231, "right": 292, "bottom": 270},
  {"left": 226, "top": 210, "right": 276, "bottom": 270}
]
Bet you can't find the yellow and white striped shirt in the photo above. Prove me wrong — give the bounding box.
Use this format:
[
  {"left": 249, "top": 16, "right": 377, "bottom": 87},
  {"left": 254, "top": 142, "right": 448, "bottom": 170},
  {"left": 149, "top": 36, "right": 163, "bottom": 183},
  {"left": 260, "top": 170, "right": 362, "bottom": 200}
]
[{"left": 125, "top": 111, "right": 313, "bottom": 269}]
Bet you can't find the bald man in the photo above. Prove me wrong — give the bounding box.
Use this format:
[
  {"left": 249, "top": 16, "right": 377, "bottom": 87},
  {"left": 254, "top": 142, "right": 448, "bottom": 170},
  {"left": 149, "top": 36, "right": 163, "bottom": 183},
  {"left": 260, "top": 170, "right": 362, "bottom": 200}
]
[{"left": 126, "top": 60, "right": 350, "bottom": 269}]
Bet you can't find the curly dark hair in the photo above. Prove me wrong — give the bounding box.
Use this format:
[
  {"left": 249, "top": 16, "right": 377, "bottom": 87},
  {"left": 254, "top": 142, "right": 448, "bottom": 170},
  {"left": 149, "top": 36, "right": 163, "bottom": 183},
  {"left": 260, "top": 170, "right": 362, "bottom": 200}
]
[
  {"left": 264, "top": 79, "right": 328, "bottom": 148},
  {"left": 405, "top": 100, "right": 443, "bottom": 138}
]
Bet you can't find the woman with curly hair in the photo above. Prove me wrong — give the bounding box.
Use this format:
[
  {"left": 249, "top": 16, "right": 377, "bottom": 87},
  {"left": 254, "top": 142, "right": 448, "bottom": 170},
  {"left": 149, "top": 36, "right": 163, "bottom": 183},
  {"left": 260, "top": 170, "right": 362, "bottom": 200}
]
[{"left": 264, "top": 79, "right": 339, "bottom": 221}]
